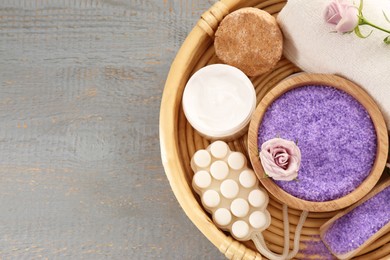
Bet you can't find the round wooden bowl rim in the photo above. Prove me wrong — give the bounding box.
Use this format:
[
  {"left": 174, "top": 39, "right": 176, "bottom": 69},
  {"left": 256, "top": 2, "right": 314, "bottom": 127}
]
[{"left": 248, "top": 73, "right": 388, "bottom": 212}]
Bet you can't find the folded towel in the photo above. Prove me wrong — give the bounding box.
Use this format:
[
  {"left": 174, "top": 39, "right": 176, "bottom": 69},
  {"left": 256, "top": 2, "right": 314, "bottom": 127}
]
[{"left": 277, "top": 0, "right": 390, "bottom": 129}]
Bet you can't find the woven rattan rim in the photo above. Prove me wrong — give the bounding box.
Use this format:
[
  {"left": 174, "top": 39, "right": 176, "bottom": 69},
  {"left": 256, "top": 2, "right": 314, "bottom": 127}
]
[{"left": 159, "top": 0, "right": 390, "bottom": 258}]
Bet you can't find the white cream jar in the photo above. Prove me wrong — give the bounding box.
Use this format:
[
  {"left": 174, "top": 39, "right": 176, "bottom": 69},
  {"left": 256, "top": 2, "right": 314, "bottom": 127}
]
[{"left": 182, "top": 64, "right": 256, "bottom": 140}]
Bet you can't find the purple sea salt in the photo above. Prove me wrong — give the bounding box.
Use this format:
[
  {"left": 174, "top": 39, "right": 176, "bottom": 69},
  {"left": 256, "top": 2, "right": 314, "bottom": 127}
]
[
  {"left": 301, "top": 235, "right": 335, "bottom": 260},
  {"left": 258, "top": 85, "right": 377, "bottom": 201},
  {"left": 322, "top": 185, "right": 390, "bottom": 254}
]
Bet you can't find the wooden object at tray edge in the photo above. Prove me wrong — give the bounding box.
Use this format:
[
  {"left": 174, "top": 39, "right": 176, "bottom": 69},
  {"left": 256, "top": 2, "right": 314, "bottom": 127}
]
[{"left": 319, "top": 178, "right": 390, "bottom": 260}]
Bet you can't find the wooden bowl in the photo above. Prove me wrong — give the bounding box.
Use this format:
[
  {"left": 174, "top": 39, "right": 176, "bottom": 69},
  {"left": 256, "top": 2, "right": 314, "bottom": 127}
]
[
  {"left": 160, "top": 0, "right": 390, "bottom": 259},
  {"left": 248, "top": 73, "right": 388, "bottom": 212}
]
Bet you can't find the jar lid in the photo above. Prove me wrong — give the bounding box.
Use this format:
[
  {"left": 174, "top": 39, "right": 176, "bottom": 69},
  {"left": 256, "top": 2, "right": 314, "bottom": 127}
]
[{"left": 182, "top": 64, "right": 256, "bottom": 139}]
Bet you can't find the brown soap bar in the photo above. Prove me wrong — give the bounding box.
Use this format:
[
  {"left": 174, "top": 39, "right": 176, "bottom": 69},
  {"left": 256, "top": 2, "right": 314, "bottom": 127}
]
[{"left": 215, "top": 7, "right": 283, "bottom": 77}]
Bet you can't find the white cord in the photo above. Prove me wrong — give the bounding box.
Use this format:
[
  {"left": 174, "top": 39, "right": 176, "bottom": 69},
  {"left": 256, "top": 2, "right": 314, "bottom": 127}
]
[
  {"left": 286, "top": 209, "right": 309, "bottom": 259},
  {"left": 252, "top": 233, "right": 285, "bottom": 260},
  {"left": 282, "top": 203, "right": 290, "bottom": 258},
  {"left": 251, "top": 205, "right": 309, "bottom": 260}
]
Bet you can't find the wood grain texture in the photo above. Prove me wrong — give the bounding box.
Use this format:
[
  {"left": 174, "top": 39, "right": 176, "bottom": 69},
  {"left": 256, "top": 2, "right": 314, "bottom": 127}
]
[
  {"left": 320, "top": 178, "right": 390, "bottom": 260},
  {"left": 0, "top": 0, "right": 224, "bottom": 259}
]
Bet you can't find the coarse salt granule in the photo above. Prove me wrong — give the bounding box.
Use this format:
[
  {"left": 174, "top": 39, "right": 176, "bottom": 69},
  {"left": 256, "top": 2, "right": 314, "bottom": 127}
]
[
  {"left": 322, "top": 185, "right": 390, "bottom": 254},
  {"left": 258, "top": 85, "right": 377, "bottom": 202}
]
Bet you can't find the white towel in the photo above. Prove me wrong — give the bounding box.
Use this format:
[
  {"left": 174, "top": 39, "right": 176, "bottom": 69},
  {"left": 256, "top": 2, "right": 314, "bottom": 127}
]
[{"left": 277, "top": 0, "right": 390, "bottom": 129}]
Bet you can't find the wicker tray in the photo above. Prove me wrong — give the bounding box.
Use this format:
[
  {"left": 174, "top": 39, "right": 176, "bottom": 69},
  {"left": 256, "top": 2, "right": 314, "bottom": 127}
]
[{"left": 159, "top": 0, "right": 390, "bottom": 259}]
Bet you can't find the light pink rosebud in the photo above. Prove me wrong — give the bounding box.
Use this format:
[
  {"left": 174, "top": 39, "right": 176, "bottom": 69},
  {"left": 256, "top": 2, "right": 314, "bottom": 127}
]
[
  {"left": 324, "top": 0, "right": 359, "bottom": 33},
  {"left": 259, "top": 138, "right": 301, "bottom": 181}
]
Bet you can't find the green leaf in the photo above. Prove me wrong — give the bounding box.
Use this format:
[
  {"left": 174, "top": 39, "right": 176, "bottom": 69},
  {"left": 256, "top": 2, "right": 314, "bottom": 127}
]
[
  {"left": 383, "top": 10, "right": 390, "bottom": 24},
  {"left": 264, "top": 173, "right": 269, "bottom": 178},
  {"left": 354, "top": 26, "right": 372, "bottom": 38},
  {"left": 384, "top": 35, "right": 390, "bottom": 44}
]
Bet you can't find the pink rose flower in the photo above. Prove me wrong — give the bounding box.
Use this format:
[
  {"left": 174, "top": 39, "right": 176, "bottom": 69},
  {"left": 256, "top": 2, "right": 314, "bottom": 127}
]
[
  {"left": 259, "top": 138, "right": 301, "bottom": 181},
  {"left": 324, "top": 0, "right": 359, "bottom": 33}
]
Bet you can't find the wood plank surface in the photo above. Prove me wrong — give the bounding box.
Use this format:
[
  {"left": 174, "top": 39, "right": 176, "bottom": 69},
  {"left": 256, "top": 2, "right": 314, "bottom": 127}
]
[{"left": 0, "top": 0, "right": 224, "bottom": 258}]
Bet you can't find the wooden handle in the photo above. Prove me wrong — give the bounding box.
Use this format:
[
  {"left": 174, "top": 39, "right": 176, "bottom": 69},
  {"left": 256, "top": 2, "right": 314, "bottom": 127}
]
[
  {"left": 320, "top": 178, "right": 390, "bottom": 260},
  {"left": 220, "top": 238, "right": 263, "bottom": 259},
  {"left": 197, "top": 1, "right": 229, "bottom": 37}
]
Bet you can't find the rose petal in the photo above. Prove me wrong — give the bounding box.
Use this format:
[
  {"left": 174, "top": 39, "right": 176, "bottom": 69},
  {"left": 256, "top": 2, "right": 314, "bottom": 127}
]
[
  {"left": 335, "top": 6, "right": 359, "bottom": 33},
  {"left": 289, "top": 154, "right": 301, "bottom": 169},
  {"left": 260, "top": 151, "right": 282, "bottom": 174},
  {"left": 275, "top": 153, "right": 289, "bottom": 168},
  {"left": 261, "top": 138, "right": 281, "bottom": 150},
  {"left": 325, "top": 2, "right": 342, "bottom": 24},
  {"left": 275, "top": 153, "right": 288, "bottom": 162},
  {"left": 271, "top": 147, "right": 287, "bottom": 157},
  {"left": 268, "top": 164, "right": 296, "bottom": 181},
  {"left": 265, "top": 138, "right": 293, "bottom": 152},
  {"left": 268, "top": 163, "right": 288, "bottom": 177},
  {"left": 259, "top": 138, "right": 301, "bottom": 181},
  {"left": 290, "top": 147, "right": 301, "bottom": 168},
  {"left": 260, "top": 149, "right": 274, "bottom": 162},
  {"left": 327, "top": 13, "right": 342, "bottom": 24},
  {"left": 259, "top": 150, "right": 278, "bottom": 174}
]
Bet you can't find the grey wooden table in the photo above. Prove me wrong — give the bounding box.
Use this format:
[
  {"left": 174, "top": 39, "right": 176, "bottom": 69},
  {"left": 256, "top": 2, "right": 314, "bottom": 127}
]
[{"left": 0, "top": 0, "right": 224, "bottom": 259}]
